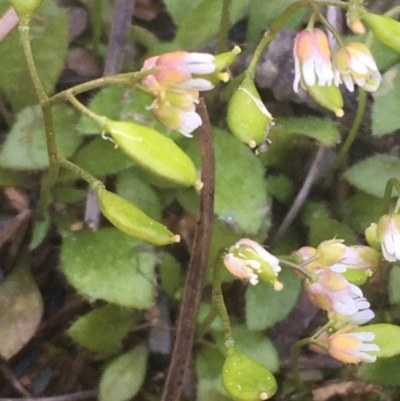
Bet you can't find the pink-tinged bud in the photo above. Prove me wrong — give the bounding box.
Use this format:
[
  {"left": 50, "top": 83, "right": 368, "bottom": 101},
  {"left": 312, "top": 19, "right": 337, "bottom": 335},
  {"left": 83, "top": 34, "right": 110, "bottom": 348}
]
[
  {"left": 327, "top": 326, "right": 379, "bottom": 364},
  {"left": 141, "top": 51, "right": 215, "bottom": 92},
  {"left": 292, "top": 246, "right": 320, "bottom": 274},
  {"left": 332, "top": 42, "right": 381, "bottom": 92},
  {"left": 305, "top": 269, "right": 364, "bottom": 316},
  {"left": 293, "top": 28, "right": 334, "bottom": 93},
  {"left": 151, "top": 96, "right": 202, "bottom": 138},
  {"left": 377, "top": 214, "right": 400, "bottom": 262},
  {"left": 317, "top": 239, "right": 380, "bottom": 275},
  {"left": 224, "top": 239, "right": 282, "bottom": 290}
]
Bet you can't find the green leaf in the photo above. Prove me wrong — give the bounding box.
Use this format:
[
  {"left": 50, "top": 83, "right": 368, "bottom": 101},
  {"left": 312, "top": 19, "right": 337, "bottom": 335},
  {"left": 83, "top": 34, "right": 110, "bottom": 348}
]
[
  {"left": 344, "top": 154, "right": 400, "bottom": 198},
  {"left": 116, "top": 169, "right": 162, "bottom": 221},
  {"left": 353, "top": 324, "right": 400, "bottom": 358},
  {"left": 247, "top": 0, "right": 305, "bottom": 47},
  {"left": 344, "top": 191, "right": 382, "bottom": 234},
  {"left": 197, "top": 378, "right": 232, "bottom": 401},
  {"left": 99, "top": 344, "right": 148, "bottom": 401},
  {"left": 358, "top": 355, "right": 400, "bottom": 385},
  {"left": 177, "top": 128, "right": 269, "bottom": 235},
  {"left": 61, "top": 228, "right": 156, "bottom": 308},
  {"left": 270, "top": 117, "right": 341, "bottom": 147},
  {"left": 309, "top": 215, "right": 358, "bottom": 247},
  {"left": 245, "top": 267, "right": 301, "bottom": 331},
  {"left": 58, "top": 137, "right": 133, "bottom": 181},
  {"left": 196, "top": 345, "right": 225, "bottom": 379},
  {"left": 0, "top": 169, "right": 32, "bottom": 187},
  {"left": 68, "top": 305, "right": 139, "bottom": 352},
  {"left": 78, "top": 86, "right": 171, "bottom": 136},
  {"left": 159, "top": 253, "right": 182, "bottom": 300},
  {"left": 0, "top": 1, "right": 68, "bottom": 111},
  {"left": 266, "top": 175, "right": 294, "bottom": 203},
  {"left": 0, "top": 105, "right": 82, "bottom": 170},
  {"left": 0, "top": 257, "right": 43, "bottom": 360},
  {"left": 389, "top": 266, "right": 400, "bottom": 305},
  {"left": 372, "top": 64, "right": 400, "bottom": 136},
  {"left": 174, "top": 0, "right": 249, "bottom": 50},
  {"left": 164, "top": 0, "right": 203, "bottom": 24}
]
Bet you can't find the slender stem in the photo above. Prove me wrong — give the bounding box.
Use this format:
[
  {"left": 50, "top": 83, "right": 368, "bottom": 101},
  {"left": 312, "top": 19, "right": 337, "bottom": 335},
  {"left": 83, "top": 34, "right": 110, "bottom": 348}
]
[
  {"left": 66, "top": 93, "right": 107, "bottom": 127},
  {"left": 19, "top": 25, "right": 60, "bottom": 214},
  {"left": 291, "top": 337, "right": 312, "bottom": 386},
  {"left": 44, "top": 69, "right": 153, "bottom": 107},
  {"left": 381, "top": 178, "right": 400, "bottom": 214},
  {"left": 323, "top": 87, "right": 367, "bottom": 180},
  {"left": 18, "top": 25, "right": 48, "bottom": 103},
  {"left": 278, "top": 258, "right": 315, "bottom": 279},
  {"left": 312, "top": 4, "right": 345, "bottom": 46},
  {"left": 196, "top": 307, "right": 218, "bottom": 340},
  {"left": 246, "top": 0, "right": 349, "bottom": 78},
  {"left": 57, "top": 157, "right": 102, "bottom": 189},
  {"left": 212, "top": 254, "right": 235, "bottom": 352},
  {"left": 217, "top": 0, "right": 232, "bottom": 54}
]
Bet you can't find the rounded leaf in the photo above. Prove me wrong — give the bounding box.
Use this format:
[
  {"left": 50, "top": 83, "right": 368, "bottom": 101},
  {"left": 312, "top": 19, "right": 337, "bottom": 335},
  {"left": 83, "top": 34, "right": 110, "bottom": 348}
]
[{"left": 222, "top": 350, "right": 277, "bottom": 401}]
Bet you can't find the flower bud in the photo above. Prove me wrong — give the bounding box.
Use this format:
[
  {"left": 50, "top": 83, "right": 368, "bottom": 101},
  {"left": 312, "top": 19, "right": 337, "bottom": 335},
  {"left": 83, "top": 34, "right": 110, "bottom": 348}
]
[
  {"left": 104, "top": 120, "right": 198, "bottom": 187},
  {"left": 365, "top": 223, "right": 381, "bottom": 251},
  {"left": 8, "top": 0, "right": 43, "bottom": 23},
  {"left": 377, "top": 214, "right": 400, "bottom": 262},
  {"left": 363, "top": 11, "right": 400, "bottom": 54},
  {"left": 95, "top": 185, "right": 180, "bottom": 246},
  {"left": 341, "top": 269, "right": 369, "bottom": 286},
  {"left": 222, "top": 350, "right": 277, "bottom": 401},
  {"left": 224, "top": 239, "right": 282, "bottom": 290},
  {"left": 227, "top": 76, "right": 274, "bottom": 148},
  {"left": 306, "top": 83, "right": 344, "bottom": 117}
]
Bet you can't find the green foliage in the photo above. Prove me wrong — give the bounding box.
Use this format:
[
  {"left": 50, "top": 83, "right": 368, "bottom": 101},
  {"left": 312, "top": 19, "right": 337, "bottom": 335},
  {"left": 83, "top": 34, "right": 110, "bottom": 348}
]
[
  {"left": 68, "top": 305, "right": 139, "bottom": 352},
  {"left": 388, "top": 266, "right": 400, "bottom": 305},
  {"left": 245, "top": 267, "right": 301, "bottom": 331},
  {"left": 159, "top": 253, "right": 182, "bottom": 300},
  {"left": 0, "top": 105, "right": 82, "bottom": 170},
  {"left": 178, "top": 128, "right": 270, "bottom": 235},
  {"left": 309, "top": 216, "right": 358, "bottom": 247},
  {"left": 99, "top": 344, "right": 148, "bottom": 401},
  {"left": 61, "top": 228, "right": 157, "bottom": 308},
  {"left": 0, "top": 0, "right": 68, "bottom": 111},
  {"left": 372, "top": 64, "right": 400, "bottom": 135},
  {"left": 173, "top": 0, "right": 248, "bottom": 50},
  {"left": 271, "top": 117, "right": 341, "bottom": 147},
  {"left": 358, "top": 355, "right": 400, "bottom": 385},
  {"left": 344, "top": 154, "right": 400, "bottom": 198}
]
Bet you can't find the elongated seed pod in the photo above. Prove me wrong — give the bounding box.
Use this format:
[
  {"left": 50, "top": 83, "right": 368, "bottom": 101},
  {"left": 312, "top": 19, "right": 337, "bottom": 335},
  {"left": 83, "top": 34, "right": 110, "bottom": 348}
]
[
  {"left": 96, "top": 185, "right": 180, "bottom": 246},
  {"left": 306, "top": 83, "right": 344, "bottom": 117},
  {"left": 105, "top": 120, "right": 198, "bottom": 187},
  {"left": 363, "top": 12, "right": 400, "bottom": 53}
]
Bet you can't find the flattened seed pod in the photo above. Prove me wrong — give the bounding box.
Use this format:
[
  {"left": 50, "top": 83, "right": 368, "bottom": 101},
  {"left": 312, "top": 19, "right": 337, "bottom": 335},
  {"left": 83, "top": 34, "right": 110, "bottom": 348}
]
[
  {"left": 96, "top": 185, "right": 180, "bottom": 246},
  {"left": 105, "top": 120, "right": 199, "bottom": 187}
]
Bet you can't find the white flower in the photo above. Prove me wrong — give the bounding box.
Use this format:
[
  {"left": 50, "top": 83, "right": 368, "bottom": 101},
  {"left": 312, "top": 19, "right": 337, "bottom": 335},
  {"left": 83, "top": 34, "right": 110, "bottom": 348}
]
[
  {"left": 293, "top": 28, "right": 334, "bottom": 93},
  {"left": 377, "top": 214, "right": 400, "bottom": 262}
]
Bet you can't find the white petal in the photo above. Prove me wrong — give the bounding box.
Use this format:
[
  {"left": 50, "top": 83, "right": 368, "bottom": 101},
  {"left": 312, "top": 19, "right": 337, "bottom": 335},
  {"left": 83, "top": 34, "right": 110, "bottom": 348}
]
[
  {"left": 342, "top": 74, "right": 355, "bottom": 92},
  {"left": 360, "top": 343, "right": 380, "bottom": 352},
  {"left": 176, "top": 78, "right": 214, "bottom": 91},
  {"left": 349, "top": 58, "right": 369, "bottom": 75},
  {"left": 179, "top": 111, "right": 202, "bottom": 137},
  {"left": 302, "top": 60, "right": 316, "bottom": 87},
  {"left": 330, "top": 263, "right": 347, "bottom": 273},
  {"left": 351, "top": 332, "right": 375, "bottom": 341},
  {"left": 358, "top": 352, "right": 377, "bottom": 363}
]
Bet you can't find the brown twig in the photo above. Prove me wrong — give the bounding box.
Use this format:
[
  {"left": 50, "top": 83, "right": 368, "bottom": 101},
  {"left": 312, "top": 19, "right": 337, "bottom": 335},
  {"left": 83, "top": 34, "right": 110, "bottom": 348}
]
[
  {"left": 0, "top": 358, "right": 31, "bottom": 397},
  {"left": 161, "top": 98, "right": 215, "bottom": 401},
  {"left": 0, "top": 390, "right": 97, "bottom": 401}
]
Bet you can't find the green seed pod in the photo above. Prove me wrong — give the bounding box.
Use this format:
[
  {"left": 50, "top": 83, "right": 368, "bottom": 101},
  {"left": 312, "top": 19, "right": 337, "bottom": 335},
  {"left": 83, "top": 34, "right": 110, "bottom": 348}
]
[
  {"left": 9, "top": 0, "right": 43, "bottom": 23},
  {"left": 95, "top": 185, "right": 180, "bottom": 246},
  {"left": 227, "top": 76, "right": 274, "bottom": 148},
  {"left": 105, "top": 120, "right": 198, "bottom": 187},
  {"left": 363, "top": 11, "right": 400, "bottom": 53},
  {"left": 306, "top": 83, "right": 344, "bottom": 117},
  {"left": 222, "top": 350, "right": 277, "bottom": 401}
]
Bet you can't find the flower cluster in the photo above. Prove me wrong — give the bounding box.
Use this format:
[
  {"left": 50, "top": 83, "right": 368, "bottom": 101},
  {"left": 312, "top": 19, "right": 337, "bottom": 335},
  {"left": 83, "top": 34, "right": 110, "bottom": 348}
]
[
  {"left": 295, "top": 238, "right": 380, "bottom": 363},
  {"left": 293, "top": 27, "right": 381, "bottom": 94}
]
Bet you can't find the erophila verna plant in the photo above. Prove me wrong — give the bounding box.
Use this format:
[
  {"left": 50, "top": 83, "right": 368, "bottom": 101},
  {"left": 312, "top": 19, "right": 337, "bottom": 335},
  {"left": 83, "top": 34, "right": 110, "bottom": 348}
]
[{"left": 3, "top": 0, "right": 400, "bottom": 400}]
